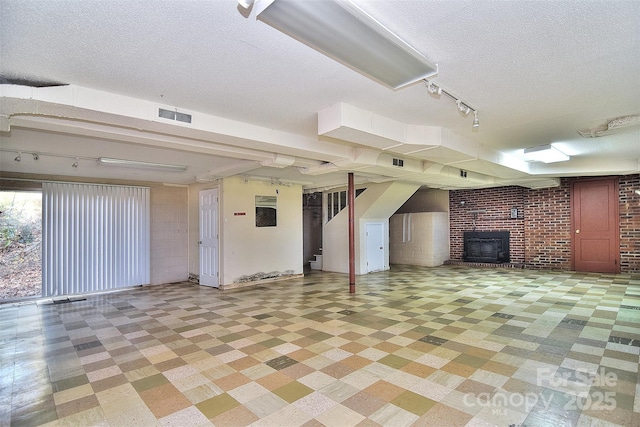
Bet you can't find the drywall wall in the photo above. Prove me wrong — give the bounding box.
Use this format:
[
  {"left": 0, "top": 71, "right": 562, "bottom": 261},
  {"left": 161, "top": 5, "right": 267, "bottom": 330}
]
[{"left": 220, "top": 175, "right": 303, "bottom": 285}]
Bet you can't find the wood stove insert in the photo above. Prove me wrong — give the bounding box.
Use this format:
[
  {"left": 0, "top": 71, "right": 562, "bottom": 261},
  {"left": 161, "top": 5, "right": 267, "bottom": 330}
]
[{"left": 463, "top": 231, "right": 510, "bottom": 263}]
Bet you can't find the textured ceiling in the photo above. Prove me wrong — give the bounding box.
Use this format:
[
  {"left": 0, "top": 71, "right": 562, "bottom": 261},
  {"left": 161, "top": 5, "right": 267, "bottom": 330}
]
[{"left": 1, "top": 0, "right": 639, "bottom": 189}]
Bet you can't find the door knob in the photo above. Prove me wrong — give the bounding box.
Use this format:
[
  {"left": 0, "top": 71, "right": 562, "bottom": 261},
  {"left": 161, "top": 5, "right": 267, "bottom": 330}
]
[{"left": 575, "top": 230, "right": 580, "bottom": 234}]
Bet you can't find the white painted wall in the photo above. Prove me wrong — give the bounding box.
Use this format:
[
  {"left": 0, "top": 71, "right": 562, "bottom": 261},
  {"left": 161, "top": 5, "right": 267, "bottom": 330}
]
[
  {"left": 322, "top": 209, "right": 350, "bottom": 274},
  {"left": 220, "top": 176, "right": 303, "bottom": 285}
]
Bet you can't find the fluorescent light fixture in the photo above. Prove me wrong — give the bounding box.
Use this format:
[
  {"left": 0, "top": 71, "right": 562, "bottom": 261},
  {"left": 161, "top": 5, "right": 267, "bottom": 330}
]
[
  {"left": 250, "top": 0, "right": 437, "bottom": 90},
  {"left": 98, "top": 157, "right": 187, "bottom": 172},
  {"left": 523, "top": 144, "right": 570, "bottom": 163}
]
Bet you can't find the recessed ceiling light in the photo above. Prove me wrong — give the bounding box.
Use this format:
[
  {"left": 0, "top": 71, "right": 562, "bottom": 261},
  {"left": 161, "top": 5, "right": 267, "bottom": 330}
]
[{"left": 523, "top": 144, "right": 570, "bottom": 163}]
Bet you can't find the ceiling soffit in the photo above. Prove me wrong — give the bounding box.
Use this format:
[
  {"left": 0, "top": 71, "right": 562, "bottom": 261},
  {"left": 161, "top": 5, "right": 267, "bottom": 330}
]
[{"left": 4, "top": 84, "right": 633, "bottom": 191}]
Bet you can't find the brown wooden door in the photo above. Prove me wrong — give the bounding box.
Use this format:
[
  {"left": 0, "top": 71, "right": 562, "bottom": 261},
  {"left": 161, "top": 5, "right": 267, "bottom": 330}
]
[{"left": 572, "top": 178, "right": 619, "bottom": 273}]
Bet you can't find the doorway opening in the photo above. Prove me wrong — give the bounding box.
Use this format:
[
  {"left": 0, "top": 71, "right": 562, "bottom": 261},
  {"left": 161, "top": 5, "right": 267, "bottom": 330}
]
[
  {"left": 0, "top": 191, "right": 42, "bottom": 301},
  {"left": 303, "top": 192, "right": 323, "bottom": 272}
]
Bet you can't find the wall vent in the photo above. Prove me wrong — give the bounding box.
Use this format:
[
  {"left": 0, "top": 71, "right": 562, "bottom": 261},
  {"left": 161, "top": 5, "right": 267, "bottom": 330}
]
[
  {"left": 392, "top": 158, "right": 404, "bottom": 167},
  {"left": 158, "top": 108, "right": 192, "bottom": 124}
]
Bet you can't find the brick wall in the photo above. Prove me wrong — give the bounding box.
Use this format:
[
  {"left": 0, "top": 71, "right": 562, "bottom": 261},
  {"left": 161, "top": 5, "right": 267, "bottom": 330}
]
[
  {"left": 450, "top": 186, "right": 526, "bottom": 263},
  {"left": 524, "top": 181, "right": 572, "bottom": 270},
  {"left": 449, "top": 174, "right": 640, "bottom": 273},
  {"left": 620, "top": 175, "right": 640, "bottom": 273}
]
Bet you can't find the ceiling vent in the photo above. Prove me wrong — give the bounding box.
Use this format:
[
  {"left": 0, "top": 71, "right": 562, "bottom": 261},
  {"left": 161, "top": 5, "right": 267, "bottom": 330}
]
[
  {"left": 578, "top": 114, "right": 640, "bottom": 138},
  {"left": 158, "top": 107, "right": 192, "bottom": 124},
  {"left": 392, "top": 158, "right": 404, "bottom": 167}
]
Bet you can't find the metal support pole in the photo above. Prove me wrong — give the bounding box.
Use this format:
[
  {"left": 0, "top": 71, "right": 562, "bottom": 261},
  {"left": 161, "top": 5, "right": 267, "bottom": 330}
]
[{"left": 348, "top": 172, "right": 355, "bottom": 293}]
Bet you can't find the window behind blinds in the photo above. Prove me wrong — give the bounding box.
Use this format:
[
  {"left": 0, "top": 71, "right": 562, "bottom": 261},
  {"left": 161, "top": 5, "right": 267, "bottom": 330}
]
[{"left": 42, "top": 182, "right": 150, "bottom": 297}]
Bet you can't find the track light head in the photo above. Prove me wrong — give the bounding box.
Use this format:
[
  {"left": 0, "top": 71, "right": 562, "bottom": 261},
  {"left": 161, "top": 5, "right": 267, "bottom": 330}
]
[
  {"left": 425, "top": 80, "right": 441, "bottom": 95},
  {"left": 72, "top": 158, "right": 79, "bottom": 168},
  {"left": 472, "top": 111, "right": 480, "bottom": 128},
  {"left": 14, "top": 153, "right": 21, "bottom": 162},
  {"left": 32, "top": 153, "right": 39, "bottom": 160},
  {"left": 456, "top": 100, "right": 471, "bottom": 115}
]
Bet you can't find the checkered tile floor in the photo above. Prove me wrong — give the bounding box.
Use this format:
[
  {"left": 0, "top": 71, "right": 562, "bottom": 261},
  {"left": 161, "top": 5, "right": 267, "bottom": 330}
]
[{"left": 1, "top": 265, "right": 639, "bottom": 426}]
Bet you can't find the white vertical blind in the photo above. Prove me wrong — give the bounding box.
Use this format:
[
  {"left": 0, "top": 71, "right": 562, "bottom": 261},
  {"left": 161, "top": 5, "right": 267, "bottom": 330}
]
[{"left": 42, "top": 182, "right": 150, "bottom": 297}]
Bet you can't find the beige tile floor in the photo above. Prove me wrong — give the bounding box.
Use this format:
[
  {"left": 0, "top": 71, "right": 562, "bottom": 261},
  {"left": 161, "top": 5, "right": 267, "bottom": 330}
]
[{"left": 1, "top": 265, "right": 639, "bottom": 426}]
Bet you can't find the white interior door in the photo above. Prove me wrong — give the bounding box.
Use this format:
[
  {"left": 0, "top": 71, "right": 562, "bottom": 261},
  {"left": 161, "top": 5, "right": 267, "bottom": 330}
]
[
  {"left": 199, "top": 188, "right": 219, "bottom": 287},
  {"left": 366, "top": 222, "right": 385, "bottom": 273}
]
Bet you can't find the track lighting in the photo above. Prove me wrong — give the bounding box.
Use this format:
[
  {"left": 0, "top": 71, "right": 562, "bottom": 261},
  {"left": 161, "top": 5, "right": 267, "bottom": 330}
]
[
  {"left": 1, "top": 150, "right": 98, "bottom": 168},
  {"left": 424, "top": 79, "right": 478, "bottom": 128},
  {"left": 456, "top": 100, "right": 471, "bottom": 115},
  {"left": 425, "top": 80, "right": 441, "bottom": 95}
]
